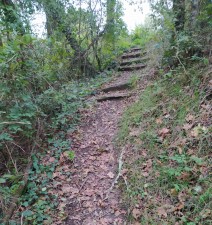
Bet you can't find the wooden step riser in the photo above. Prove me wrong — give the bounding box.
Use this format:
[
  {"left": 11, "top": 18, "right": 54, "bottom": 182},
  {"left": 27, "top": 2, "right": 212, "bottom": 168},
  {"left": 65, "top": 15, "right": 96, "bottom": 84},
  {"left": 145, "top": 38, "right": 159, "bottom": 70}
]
[
  {"left": 122, "top": 52, "right": 147, "bottom": 60},
  {"left": 101, "top": 83, "right": 130, "bottom": 93},
  {"left": 121, "top": 55, "right": 149, "bottom": 66},
  {"left": 120, "top": 59, "right": 142, "bottom": 66},
  {"left": 123, "top": 48, "right": 143, "bottom": 53},
  {"left": 118, "top": 65, "right": 146, "bottom": 72},
  {"left": 128, "top": 48, "right": 143, "bottom": 53},
  {"left": 97, "top": 94, "right": 130, "bottom": 102},
  {"left": 122, "top": 53, "right": 141, "bottom": 59},
  {"left": 118, "top": 67, "right": 143, "bottom": 72}
]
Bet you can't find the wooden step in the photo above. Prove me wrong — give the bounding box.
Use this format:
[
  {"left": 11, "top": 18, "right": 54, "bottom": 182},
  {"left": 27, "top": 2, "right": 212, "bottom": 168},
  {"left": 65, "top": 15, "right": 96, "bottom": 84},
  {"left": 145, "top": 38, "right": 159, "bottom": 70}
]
[
  {"left": 122, "top": 51, "right": 146, "bottom": 60},
  {"left": 129, "top": 47, "right": 142, "bottom": 52},
  {"left": 118, "top": 63, "right": 146, "bottom": 72},
  {"left": 120, "top": 56, "right": 149, "bottom": 66},
  {"left": 96, "top": 93, "right": 130, "bottom": 102},
  {"left": 121, "top": 58, "right": 142, "bottom": 66},
  {"left": 101, "top": 81, "right": 130, "bottom": 92},
  {"left": 122, "top": 51, "right": 142, "bottom": 59},
  {"left": 123, "top": 47, "right": 142, "bottom": 53}
]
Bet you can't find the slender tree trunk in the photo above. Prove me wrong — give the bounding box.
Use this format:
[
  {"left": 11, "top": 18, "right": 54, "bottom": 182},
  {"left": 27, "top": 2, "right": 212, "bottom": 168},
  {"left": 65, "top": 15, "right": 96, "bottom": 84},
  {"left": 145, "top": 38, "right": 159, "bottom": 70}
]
[
  {"left": 184, "top": 0, "right": 200, "bottom": 32},
  {"left": 106, "top": 0, "right": 116, "bottom": 50},
  {"left": 191, "top": 0, "right": 200, "bottom": 29},
  {"left": 184, "top": 0, "right": 192, "bottom": 31},
  {"left": 41, "top": 0, "right": 96, "bottom": 76},
  {"left": 0, "top": 36, "right": 3, "bottom": 46},
  {"left": 173, "top": 0, "right": 185, "bottom": 32}
]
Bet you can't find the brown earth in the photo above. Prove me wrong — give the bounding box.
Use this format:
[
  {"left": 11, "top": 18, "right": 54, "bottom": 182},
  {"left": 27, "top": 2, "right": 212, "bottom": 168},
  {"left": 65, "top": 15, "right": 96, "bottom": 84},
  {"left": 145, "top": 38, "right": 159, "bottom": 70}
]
[{"left": 50, "top": 49, "right": 154, "bottom": 225}]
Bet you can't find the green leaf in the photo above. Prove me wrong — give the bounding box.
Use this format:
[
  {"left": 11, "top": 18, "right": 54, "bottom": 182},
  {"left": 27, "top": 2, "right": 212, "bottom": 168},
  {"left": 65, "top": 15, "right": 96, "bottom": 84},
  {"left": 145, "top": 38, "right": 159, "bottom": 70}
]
[
  {"left": 191, "top": 156, "right": 203, "bottom": 165},
  {"left": 0, "top": 178, "right": 6, "bottom": 183},
  {"left": 41, "top": 187, "right": 47, "bottom": 192},
  {"left": 0, "top": 133, "right": 13, "bottom": 141},
  {"left": 22, "top": 201, "right": 29, "bottom": 207},
  {"left": 22, "top": 210, "right": 33, "bottom": 217}
]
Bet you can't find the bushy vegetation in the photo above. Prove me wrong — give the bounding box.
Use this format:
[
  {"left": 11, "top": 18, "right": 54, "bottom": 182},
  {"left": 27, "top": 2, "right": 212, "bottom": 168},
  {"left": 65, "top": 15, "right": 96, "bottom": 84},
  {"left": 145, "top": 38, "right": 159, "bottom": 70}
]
[
  {"left": 116, "top": 0, "right": 211, "bottom": 224},
  {"left": 118, "top": 65, "right": 211, "bottom": 224},
  {"left": 0, "top": 0, "right": 131, "bottom": 223},
  {"left": 130, "top": 22, "right": 155, "bottom": 47}
]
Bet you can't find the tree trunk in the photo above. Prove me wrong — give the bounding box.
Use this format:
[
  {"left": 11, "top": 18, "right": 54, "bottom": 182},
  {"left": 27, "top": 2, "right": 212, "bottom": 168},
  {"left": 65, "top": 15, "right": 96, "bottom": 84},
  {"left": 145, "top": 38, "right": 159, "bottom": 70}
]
[
  {"left": 106, "top": 0, "right": 116, "bottom": 50},
  {"left": 0, "top": 36, "right": 3, "bottom": 46},
  {"left": 184, "top": 0, "right": 200, "bottom": 32},
  {"left": 173, "top": 0, "right": 185, "bottom": 32},
  {"left": 41, "top": 0, "right": 96, "bottom": 76}
]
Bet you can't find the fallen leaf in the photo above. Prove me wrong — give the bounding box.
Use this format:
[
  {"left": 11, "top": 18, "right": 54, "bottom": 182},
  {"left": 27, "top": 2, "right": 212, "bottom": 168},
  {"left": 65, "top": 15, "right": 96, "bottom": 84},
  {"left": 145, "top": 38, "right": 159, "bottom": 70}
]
[
  {"left": 84, "top": 189, "right": 95, "bottom": 196},
  {"left": 186, "top": 114, "right": 194, "bottom": 122},
  {"left": 121, "top": 169, "right": 128, "bottom": 175},
  {"left": 200, "top": 209, "right": 211, "bottom": 219},
  {"left": 115, "top": 210, "right": 121, "bottom": 216},
  {"left": 164, "top": 113, "right": 171, "bottom": 118},
  {"left": 170, "top": 188, "right": 178, "bottom": 196},
  {"left": 157, "top": 207, "right": 167, "bottom": 218},
  {"left": 177, "top": 172, "right": 191, "bottom": 181},
  {"left": 178, "top": 191, "right": 188, "bottom": 203},
  {"left": 183, "top": 123, "right": 193, "bottom": 130},
  {"left": 53, "top": 172, "right": 60, "bottom": 178},
  {"left": 146, "top": 159, "right": 153, "bottom": 168},
  {"left": 187, "top": 149, "right": 194, "bottom": 155},
  {"left": 129, "top": 129, "right": 140, "bottom": 137},
  {"left": 80, "top": 144, "right": 89, "bottom": 149},
  {"left": 132, "top": 208, "right": 142, "bottom": 219},
  {"left": 201, "top": 104, "right": 210, "bottom": 110},
  {"left": 156, "top": 118, "right": 163, "bottom": 124},
  {"left": 141, "top": 150, "right": 147, "bottom": 157},
  {"left": 62, "top": 185, "right": 79, "bottom": 194},
  {"left": 107, "top": 172, "right": 115, "bottom": 179},
  {"left": 49, "top": 157, "right": 56, "bottom": 163},
  {"left": 158, "top": 128, "right": 170, "bottom": 138},
  {"left": 191, "top": 124, "right": 207, "bottom": 137},
  {"left": 58, "top": 203, "right": 66, "bottom": 210},
  {"left": 178, "top": 147, "right": 183, "bottom": 154},
  {"left": 175, "top": 202, "right": 184, "bottom": 211}
]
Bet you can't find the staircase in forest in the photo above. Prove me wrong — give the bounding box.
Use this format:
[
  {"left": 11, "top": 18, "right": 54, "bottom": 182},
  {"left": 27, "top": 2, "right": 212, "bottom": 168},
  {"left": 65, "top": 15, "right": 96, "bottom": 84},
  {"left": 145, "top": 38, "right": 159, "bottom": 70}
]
[
  {"left": 96, "top": 47, "right": 148, "bottom": 102},
  {"left": 118, "top": 47, "right": 147, "bottom": 72}
]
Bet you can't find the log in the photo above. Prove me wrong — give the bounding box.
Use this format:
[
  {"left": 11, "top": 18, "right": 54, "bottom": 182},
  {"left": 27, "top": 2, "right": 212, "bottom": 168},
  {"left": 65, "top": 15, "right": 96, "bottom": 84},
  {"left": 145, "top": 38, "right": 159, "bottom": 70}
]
[
  {"left": 96, "top": 93, "right": 130, "bottom": 102},
  {"left": 128, "top": 47, "right": 142, "bottom": 52},
  {"left": 101, "top": 81, "right": 130, "bottom": 92},
  {"left": 118, "top": 64, "right": 146, "bottom": 72},
  {"left": 122, "top": 51, "right": 146, "bottom": 59}
]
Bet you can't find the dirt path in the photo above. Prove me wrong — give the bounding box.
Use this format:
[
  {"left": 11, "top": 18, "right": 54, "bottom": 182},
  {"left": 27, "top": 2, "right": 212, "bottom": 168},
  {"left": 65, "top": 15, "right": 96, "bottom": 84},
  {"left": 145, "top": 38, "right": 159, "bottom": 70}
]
[
  {"left": 51, "top": 48, "right": 152, "bottom": 225},
  {"left": 51, "top": 72, "right": 151, "bottom": 224},
  {"left": 63, "top": 74, "right": 151, "bottom": 224},
  {"left": 65, "top": 97, "right": 129, "bottom": 225}
]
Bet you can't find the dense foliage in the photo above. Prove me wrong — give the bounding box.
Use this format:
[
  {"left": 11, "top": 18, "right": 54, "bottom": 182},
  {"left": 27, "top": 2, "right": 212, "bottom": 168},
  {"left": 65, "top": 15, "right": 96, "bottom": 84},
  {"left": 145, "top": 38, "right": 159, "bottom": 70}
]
[
  {"left": 118, "top": 0, "right": 212, "bottom": 224},
  {"left": 0, "top": 0, "right": 129, "bottom": 223}
]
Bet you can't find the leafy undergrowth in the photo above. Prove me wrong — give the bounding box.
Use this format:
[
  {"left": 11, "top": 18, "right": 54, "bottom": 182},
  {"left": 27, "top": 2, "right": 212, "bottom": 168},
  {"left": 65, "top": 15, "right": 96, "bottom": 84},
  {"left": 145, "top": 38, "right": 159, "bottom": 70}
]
[
  {"left": 0, "top": 71, "right": 113, "bottom": 225},
  {"left": 118, "top": 64, "right": 211, "bottom": 224}
]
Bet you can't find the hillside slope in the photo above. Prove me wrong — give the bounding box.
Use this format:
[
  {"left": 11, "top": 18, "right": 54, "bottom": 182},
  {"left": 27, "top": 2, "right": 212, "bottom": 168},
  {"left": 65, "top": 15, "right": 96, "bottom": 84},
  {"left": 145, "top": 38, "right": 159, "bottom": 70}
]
[{"left": 118, "top": 64, "right": 212, "bottom": 224}]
